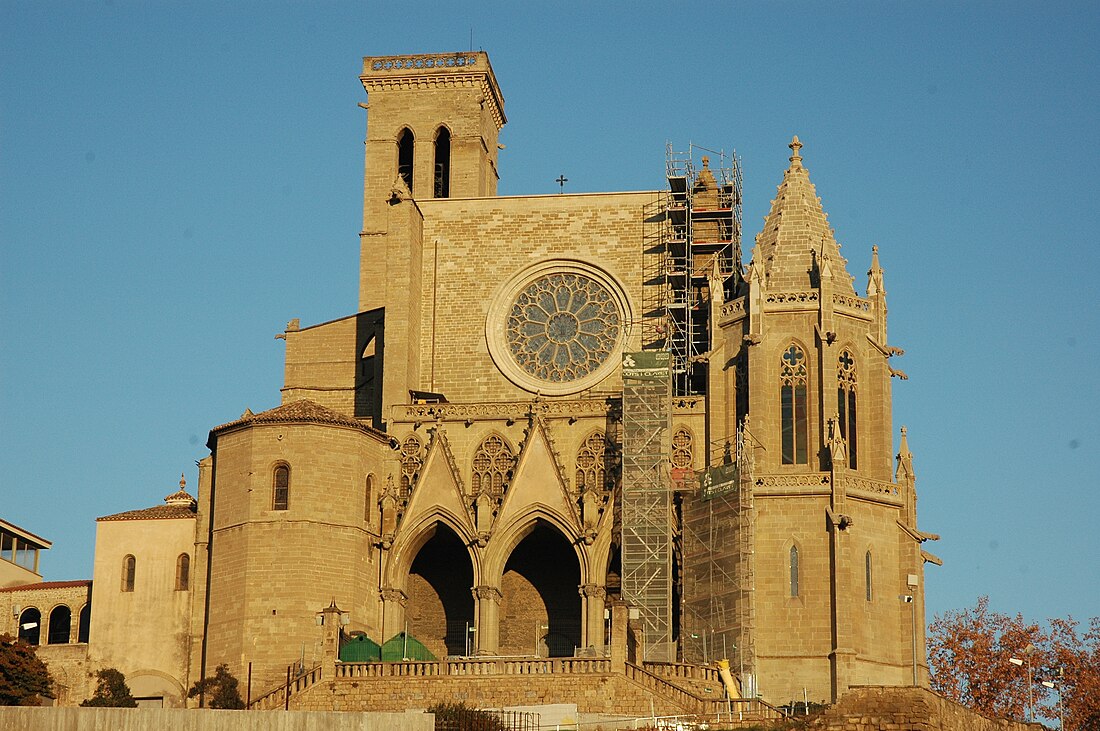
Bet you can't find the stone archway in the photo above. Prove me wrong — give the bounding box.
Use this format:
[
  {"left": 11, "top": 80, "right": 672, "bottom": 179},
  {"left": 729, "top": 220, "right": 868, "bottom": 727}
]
[
  {"left": 498, "top": 522, "right": 581, "bottom": 657},
  {"left": 405, "top": 523, "right": 475, "bottom": 658}
]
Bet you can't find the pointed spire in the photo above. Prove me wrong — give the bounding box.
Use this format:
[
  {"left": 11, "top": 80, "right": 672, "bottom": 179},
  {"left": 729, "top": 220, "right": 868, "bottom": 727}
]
[
  {"left": 894, "top": 426, "right": 914, "bottom": 482},
  {"left": 754, "top": 136, "right": 855, "bottom": 293},
  {"left": 867, "top": 245, "right": 886, "bottom": 297}
]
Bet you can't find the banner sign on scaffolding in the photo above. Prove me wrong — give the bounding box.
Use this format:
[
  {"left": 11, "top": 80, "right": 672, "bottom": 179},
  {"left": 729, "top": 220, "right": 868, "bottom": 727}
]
[
  {"left": 621, "top": 351, "right": 670, "bottom": 381},
  {"left": 700, "top": 463, "right": 739, "bottom": 500}
]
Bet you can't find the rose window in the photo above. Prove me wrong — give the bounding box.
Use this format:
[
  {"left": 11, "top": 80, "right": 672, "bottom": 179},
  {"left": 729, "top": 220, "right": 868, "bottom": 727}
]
[{"left": 505, "top": 273, "right": 622, "bottom": 383}]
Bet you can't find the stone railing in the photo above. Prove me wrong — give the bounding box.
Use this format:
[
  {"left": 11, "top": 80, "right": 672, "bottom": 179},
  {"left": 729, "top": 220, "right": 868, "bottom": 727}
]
[
  {"left": 719, "top": 298, "right": 746, "bottom": 320},
  {"left": 367, "top": 55, "right": 480, "bottom": 72},
  {"left": 643, "top": 660, "right": 721, "bottom": 686},
  {"left": 392, "top": 398, "right": 615, "bottom": 424},
  {"left": 624, "top": 663, "right": 707, "bottom": 713},
  {"left": 754, "top": 472, "right": 832, "bottom": 494},
  {"left": 335, "top": 656, "right": 611, "bottom": 679},
  {"left": 833, "top": 293, "right": 872, "bottom": 314},
  {"left": 247, "top": 664, "right": 322, "bottom": 710},
  {"left": 841, "top": 475, "right": 902, "bottom": 502},
  {"left": 765, "top": 291, "right": 819, "bottom": 307}
]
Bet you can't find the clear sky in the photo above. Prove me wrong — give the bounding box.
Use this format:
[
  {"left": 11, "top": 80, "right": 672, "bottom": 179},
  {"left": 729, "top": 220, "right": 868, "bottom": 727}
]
[{"left": 2, "top": 2, "right": 1097, "bottom": 630}]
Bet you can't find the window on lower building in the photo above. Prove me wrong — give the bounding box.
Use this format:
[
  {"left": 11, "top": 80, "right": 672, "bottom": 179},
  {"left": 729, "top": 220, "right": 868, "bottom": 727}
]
[
  {"left": 176, "top": 553, "right": 190, "bottom": 591},
  {"left": 18, "top": 607, "right": 41, "bottom": 645},
  {"left": 121, "top": 554, "right": 136, "bottom": 592},
  {"left": 78, "top": 604, "right": 91, "bottom": 643}
]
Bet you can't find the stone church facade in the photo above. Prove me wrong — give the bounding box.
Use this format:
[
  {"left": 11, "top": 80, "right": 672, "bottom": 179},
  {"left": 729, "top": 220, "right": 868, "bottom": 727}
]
[{"left": 5, "top": 50, "right": 941, "bottom": 711}]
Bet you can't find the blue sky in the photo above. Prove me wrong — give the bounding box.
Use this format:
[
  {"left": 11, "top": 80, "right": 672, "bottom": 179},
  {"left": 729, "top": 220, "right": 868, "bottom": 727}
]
[{"left": 2, "top": 2, "right": 1097, "bottom": 630}]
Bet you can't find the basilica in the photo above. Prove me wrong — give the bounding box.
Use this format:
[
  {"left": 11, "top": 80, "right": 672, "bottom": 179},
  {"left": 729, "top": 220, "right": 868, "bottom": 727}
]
[{"left": 1, "top": 50, "right": 939, "bottom": 713}]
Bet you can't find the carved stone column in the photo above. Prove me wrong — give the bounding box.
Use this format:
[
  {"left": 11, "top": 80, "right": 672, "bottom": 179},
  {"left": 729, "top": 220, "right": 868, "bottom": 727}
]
[
  {"left": 472, "top": 585, "right": 502, "bottom": 655},
  {"left": 380, "top": 587, "right": 407, "bottom": 645},
  {"left": 578, "top": 583, "right": 607, "bottom": 652}
]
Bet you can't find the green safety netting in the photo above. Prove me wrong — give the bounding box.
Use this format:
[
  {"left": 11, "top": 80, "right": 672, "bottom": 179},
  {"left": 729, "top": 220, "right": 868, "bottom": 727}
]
[
  {"left": 380, "top": 631, "right": 436, "bottom": 661},
  {"left": 339, "top": 633, "right": 381, "bottom": 662}
]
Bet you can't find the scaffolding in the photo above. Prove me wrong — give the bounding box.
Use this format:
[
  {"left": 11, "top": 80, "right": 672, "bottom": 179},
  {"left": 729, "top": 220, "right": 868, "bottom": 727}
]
[
  {"left": 642, "top": 143, "right": 743, "bottom": 396},
  {"left": 682, "top": 427, "right": 756, "bottom": 694},
  {"left": 620, "top": 351, "right": 673, "bottom": 662}
]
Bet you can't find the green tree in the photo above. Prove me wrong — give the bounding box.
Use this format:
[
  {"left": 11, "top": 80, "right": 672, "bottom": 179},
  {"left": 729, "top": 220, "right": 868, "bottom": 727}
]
[
  {"left": 187, "top": 664, "right": 244, "bottom": 709},
  {"left": 80, "top": 667, "right": 137, "bottom": 707},
  {"left": 1044, "top": 616, "right": 1100, "bottom": 731},
  {"left": 0, "top": 633, "right": 53, "bottom": 706}
]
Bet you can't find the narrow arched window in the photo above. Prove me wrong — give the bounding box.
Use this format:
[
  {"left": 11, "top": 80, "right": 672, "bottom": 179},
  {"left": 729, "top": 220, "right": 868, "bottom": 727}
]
[
  {"left": 399, "top": 436, "right": 424, "bottom": 495},
  {"left": 176, "top": 553, "right": 190, "bottom": 591},
  {"left": 865, "top": 550, "right": 873, "bottom": 602},
  {"left": 18, "top": 608, "right": 41, "bottom": 645},
  {"left": 78, "top": 604, "right": 91, "bottom": 643},
  {"left": 780, "top": 345, "right": 809, "bottom": 464},
  {"left": 365, "top": 474, "right": 375, "bottom": 523},
  {"left": 471, "top": 434, "right": 515, "bottom": 498},
  {"left": 576, "top": 432, "right": 609, "bottom": 494},
  {"left": 838, "top": 350, "right": 858, "bottom": 469},
  {"left": 121, "top": 554, "right": 136, "bottom": 592},
  {"left": 273, "top": 464, "right": 290, "bottom": 511},
  {"left": 47, "top": 605, "right": 71, "bottom": 644},
  {"left": 397, "top": 128, "right": 414, "bottom": 193},
  {"left": 433, "top": 126, "right": 451, "bottom": 198},
  {"left": 789, "top": 545, "right": 800, "bottom": 597}
]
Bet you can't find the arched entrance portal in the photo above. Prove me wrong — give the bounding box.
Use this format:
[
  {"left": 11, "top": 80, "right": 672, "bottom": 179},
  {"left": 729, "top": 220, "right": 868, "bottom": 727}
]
[
  {"left": 499, "top": 523, "right": 581, "bottom": 657},
  {"left": 406, "top": 524, "right": 474, "bottom": 659}
]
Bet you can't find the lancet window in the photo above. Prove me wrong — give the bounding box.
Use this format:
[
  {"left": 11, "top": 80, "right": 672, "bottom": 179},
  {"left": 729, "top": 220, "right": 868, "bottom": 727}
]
[
  {"left": 176, "top": 553, "right": 190, "bottom": 591},
  {"left": 576, "top": 431, "right": 610, "bottom": 494},
  {"left": 400, "top": 435, "right": 424, "bottom": 495},
  {"left": 365, "top": 474, "right": 375, "bottom": 523},
  {"left": 433, "top": 126, "right": 451, "bottom": 198},
  {"left": 471, "top": 434, "right": 515, "bottom": 497},
  {"left": 865, "top": 550, "right": 873, "bottom": 602},
  {"left": 780, "top": 344, "right": 809, "bottom": 464},
  {"left": 789, "top": 544, "right": 800, "bottom": 598},
  {"left": 837, "top": 350, "right": 858, "bottom": 469},
  {"left": 397, "top": 128, "right": 414, "bottom": 193}
]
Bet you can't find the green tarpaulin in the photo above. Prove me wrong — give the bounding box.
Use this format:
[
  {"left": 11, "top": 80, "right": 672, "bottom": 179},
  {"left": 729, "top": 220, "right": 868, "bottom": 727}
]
[
  {"left": 339, "top": 633, "right": 381, "bottom": 662},
  {"left": 381, "top": 632, "right": 436, "bottom": 661}
]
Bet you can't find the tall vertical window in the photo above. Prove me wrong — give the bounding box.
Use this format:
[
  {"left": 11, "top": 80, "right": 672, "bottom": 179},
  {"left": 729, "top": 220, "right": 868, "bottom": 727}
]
[
  {"left": 865, "top": 550, "right": 873, "bottom": 602},
  {"left": 671, "top": 428, "right": 694, "bottom": 471},
  {"left": 121, "top": 555, "right": 136, "bottom": 592},
  {"left": 433, "top": 126, "right": 451, "bottom": 198},
  {"left": 789, "top": 545, "right": 800, "bottom": 597},
  {"left": 176, "top": 554, "right": 190, "bottom": 591},
  {"left": 273, "top": 465, "right": 290, "bottom": 511},
  {"left": 471, "top": 434, "right": 515, "bottom": 497},
  {"left": 365, "top": 474, "right": 375, "bottom": 523},
  {"left": 837, "top": 350, "right": 858, "bottom": 469},
  {"left": 780, "top": 345, "right": 809, "bottom": 464},
  {"left": 78, "top": 604, "right": 91, "bottom": 643},
  {"left": 397, "top": 128, "right": 415, "bottom": 193}
]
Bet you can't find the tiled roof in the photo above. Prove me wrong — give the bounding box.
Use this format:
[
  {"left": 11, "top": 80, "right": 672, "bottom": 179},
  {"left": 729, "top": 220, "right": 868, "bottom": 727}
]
[
  {"left": 210, "top": 399, "right": 386, "bottom": 440},
  {"left": 97, "top": 504, "right": 197, "bottom": 522},
  {"left": 0, "top": 580, "right": 91, "bottom": 593}
]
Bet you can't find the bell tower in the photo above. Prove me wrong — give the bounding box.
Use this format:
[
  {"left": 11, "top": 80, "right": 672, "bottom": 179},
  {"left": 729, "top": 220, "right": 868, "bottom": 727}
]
[
  {"left": 703, "top": 137, "right": 932, "bottom": 703},
  {"left": 357, "top": 51, "right": 506, "bottom": 311}
]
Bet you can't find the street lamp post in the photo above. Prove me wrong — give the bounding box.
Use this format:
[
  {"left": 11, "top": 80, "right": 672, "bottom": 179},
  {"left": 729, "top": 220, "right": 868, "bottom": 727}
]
[
  {"left": 1041, "top": 679, "right": 1063, "bottom": 731},
  {"left": 1009, "top": 643, "right": 1036, "bottom": 723}
]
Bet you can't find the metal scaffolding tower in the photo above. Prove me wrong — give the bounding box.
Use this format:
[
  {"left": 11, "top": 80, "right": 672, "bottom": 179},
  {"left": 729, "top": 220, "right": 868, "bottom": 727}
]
[
  {"left": 620, "top": 351, "right": 673, "bottom": 662},
  {"left": 642, "top": 143, "right": 743, "bottom": 396},
  {"left": 682, "top": 427, "right": 757, "bottom": 694}
]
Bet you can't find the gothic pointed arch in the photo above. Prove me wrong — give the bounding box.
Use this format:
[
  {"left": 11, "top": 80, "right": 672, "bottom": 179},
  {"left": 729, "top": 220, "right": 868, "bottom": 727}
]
[
  {"left": 493, "top": 417, "right": 581, "bottom": 537},
  {"left": 395, "top": 429, "right": 477, "bottom": 555},
  {"left": 780, "top": 342, "right": 810, "bottom": 465},
  {"left": 575, "top": 430, "right": 611, "bottom": 494},
  {"left": 489, "top": 516, "right": 585, "bottom": 658},
  {"left": 400, "top": 520, "right": 476, "bottom": 659}
]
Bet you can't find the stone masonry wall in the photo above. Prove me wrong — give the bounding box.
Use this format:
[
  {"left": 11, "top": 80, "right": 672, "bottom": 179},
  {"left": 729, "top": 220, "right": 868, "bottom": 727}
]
[{"left": 812, "top": 686, "right": 1045, "bottom": 731}]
